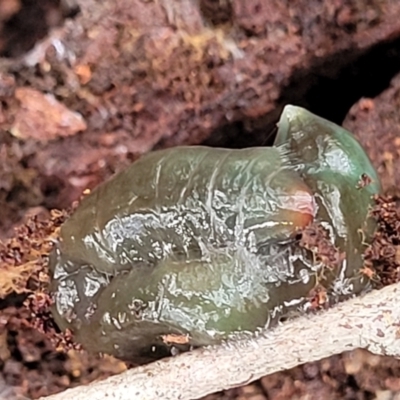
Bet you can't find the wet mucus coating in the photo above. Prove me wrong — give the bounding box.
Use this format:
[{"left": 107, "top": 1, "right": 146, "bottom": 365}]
[{"left": 50, "top": 105, "right": 381, "bottom": 362}]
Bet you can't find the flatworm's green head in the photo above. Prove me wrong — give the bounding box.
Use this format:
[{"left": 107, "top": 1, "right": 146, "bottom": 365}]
[
  {"left": 276, "top": 106, "right": 381, "bottom": 294},
  {"left": 49, "top": 106, "right": 381, "bottom": 362}
]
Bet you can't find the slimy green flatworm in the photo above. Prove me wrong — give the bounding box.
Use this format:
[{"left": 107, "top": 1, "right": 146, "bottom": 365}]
[{"left": 49, "top": 105, "right": 381, "bottom": 362}]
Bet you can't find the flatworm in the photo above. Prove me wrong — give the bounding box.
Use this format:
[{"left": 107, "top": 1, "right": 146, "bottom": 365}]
[{"left": 49, "top": 105, "right": 381, "bottom": 362}]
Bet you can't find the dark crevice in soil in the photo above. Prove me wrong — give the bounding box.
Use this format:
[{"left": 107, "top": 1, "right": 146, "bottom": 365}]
[
  {"left": 280, "top": 36, "right": 400, "bottom": 124},
  {"left": 199, "top": 0, "right": 232, "bottom": 26},
  {"left": 204, "top": 35, "right": 400, "bottom": 149},
  {"left": 0, "top": 293, "right": 26, "bottom": 310},
  {"left": 0, "top": 0, "right": 80, "bottom": 58}
]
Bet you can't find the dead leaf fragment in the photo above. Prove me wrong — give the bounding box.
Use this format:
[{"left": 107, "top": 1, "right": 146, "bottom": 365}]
[
  {"left": 10, "top": 87, "right": 87, "bottom": 141},
  {"left": 161, "top": 334, "right": 190, "bottom": 345},
  {"left": 74, "top": 64, "right": 92, "bottom": 85}
]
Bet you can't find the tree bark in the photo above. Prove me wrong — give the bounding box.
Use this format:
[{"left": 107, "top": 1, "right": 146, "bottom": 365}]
[{"left": 39, "top": 283, "right": 400, "bottom": 400}]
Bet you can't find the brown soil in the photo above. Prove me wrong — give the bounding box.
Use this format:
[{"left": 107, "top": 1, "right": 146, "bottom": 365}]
[{"left": 1, "top": 0, "right": 400, "bottom": 399}]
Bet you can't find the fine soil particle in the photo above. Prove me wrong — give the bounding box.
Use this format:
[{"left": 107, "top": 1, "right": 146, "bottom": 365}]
[
  {"left": 363, "top": 196, "right": 400, "bottom": 288},
  {"left": 344, "top": 74, "right": 400, "bottom": 196},
  {"left": 299, "top": 223, "right": 345, "bottom": 270}
]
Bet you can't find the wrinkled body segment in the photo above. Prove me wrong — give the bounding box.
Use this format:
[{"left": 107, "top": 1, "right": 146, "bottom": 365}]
[{"left": 50, "top": 106, "right": 381, "bottom": 362}]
